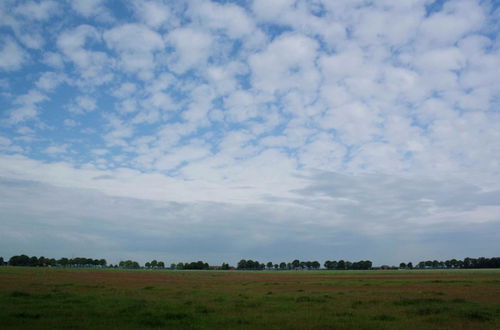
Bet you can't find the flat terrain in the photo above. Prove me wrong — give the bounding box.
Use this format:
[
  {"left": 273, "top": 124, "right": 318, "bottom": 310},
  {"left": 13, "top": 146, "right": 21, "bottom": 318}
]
[{"left": 0, "top": 267, "right": 499, "bottom": 329}]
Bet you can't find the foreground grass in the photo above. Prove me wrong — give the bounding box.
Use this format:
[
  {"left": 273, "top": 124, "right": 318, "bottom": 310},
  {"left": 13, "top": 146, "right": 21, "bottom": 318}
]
[{"left": 0, "top": 268, "right": 499, "bottom": 329}]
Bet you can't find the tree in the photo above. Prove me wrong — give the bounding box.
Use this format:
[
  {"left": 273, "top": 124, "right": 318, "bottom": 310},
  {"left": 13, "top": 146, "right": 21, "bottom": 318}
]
[
  {"left": 337, "top": 260, "right": 345, "bottom": 270},
  {"left": 9, "top": 255, "right": 30, "bottom": 266},
  {"left": 279, "top": 262, "right": 286, "bottom": 270},
  {"left": 399, "top": 262, "right": 406, "bottom": 269},
  {"left": 119, "top": 260, "right": 140, "bottom": 269},
  {"left": 157, "top": 261, "right": 165, "bottom": 269},
  {"left": 170, "top": 263, "right": 176, "bottom": 269},
  {"left": 221, "top": 263, "right": 230, "bottom": 270},
  {"left": 292, "top": 259, "right": 300, "bottom": 269},
  {"left": 145, "top": 262, "right": 151, "bottom": 269},
  {"left": 312, "top": 261, "right": 320, "bottom": 270},
  {"left": 29, "top": 256, "right": 39, "bottom": 267},
  {"left": 0, "top": 257, "right": 4, "bottom": 266},
  {"left": 58, "top": 258, "right": 69, "bottom": 267},
  {"left": 267, "top": 261, "right": 273, "bottom": 270},
  {"left": 237, "top": 259, "right": 247, "bottom": 270},
  {"left": 407, "top": 262, "right": 413, "bottom": 269},
  {"left": 151, "top": 260, "right": 158, "bottom": 269}
]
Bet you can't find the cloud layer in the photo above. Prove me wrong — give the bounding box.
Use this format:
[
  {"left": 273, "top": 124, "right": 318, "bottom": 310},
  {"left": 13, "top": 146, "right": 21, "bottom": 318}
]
[{"left": 0, "top": 0, "right": 499, "bottom": 264}]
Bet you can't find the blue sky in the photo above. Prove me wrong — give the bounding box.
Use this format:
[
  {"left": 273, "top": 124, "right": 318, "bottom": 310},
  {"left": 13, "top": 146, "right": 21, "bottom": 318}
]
[{"left": 1, "top": 0, "right": 499, "bottom": 265}]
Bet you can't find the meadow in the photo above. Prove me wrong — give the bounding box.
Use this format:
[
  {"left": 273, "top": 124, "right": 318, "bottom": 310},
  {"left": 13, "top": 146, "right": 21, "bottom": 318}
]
[{"left": 0, "top": 267, "right": 499, "bottom": 329}]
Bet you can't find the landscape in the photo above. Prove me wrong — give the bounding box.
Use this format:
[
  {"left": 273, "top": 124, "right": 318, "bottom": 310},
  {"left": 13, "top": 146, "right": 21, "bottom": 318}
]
[
  {"left": 1, "top": 0, "right": 500, "bottom": 329},
  {"left": 1, "top": 266, "right": 500, "bottom": 329}
]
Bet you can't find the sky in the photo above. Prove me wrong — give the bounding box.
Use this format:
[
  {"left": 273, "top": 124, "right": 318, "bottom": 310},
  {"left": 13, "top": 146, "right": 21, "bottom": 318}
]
[{"left": 0, "top": 0, "right": 499, "bottom": 266}]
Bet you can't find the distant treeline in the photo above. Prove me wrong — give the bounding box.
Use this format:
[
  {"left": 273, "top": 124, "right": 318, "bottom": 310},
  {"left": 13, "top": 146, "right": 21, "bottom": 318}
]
[
  {"left": 1, "top": 255, "right": 499, "bottom": 270},
  {"left": 237, "top": 259, "right": 323, "bottom": 270},
  {"left": 324, "top": 260, "right": 373, "bottom": 270},
  {"left": 5, "top": 255, "right": 106, "bottom": 267},
  {"left": 234, "top": 259, "right": 373, "bottom": 270},
  {"left": 409, "top": 257, "right": 500, "bottom": 269},
  {"left": 170, "top": 261, "right": 210, "bottom": 270}
]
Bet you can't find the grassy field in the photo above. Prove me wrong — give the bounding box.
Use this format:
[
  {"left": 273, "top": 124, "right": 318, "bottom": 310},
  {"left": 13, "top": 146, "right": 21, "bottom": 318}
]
[{"left": 0, "top": 267, "right": 499, "bottom": 329}]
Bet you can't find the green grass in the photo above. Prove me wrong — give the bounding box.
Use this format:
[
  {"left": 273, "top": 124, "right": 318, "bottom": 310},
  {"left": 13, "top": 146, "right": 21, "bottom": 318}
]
[{"left": 0, "top": 267, "right": 499, "bottom": 329}]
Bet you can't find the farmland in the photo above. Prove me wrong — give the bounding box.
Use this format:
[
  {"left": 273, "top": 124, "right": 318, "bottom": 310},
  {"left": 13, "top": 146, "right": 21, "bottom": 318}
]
[{"left": 0, "top": 267, "right": 499, "bottom": 329}]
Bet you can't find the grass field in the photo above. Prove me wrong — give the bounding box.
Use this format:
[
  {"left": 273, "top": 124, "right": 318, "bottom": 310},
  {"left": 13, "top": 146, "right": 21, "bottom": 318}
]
[{"left": 0, "top": 267, "right": 499, "bottom": 329}]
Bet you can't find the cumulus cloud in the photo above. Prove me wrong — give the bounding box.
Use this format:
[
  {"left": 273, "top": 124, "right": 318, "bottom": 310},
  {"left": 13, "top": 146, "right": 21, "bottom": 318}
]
[
  {"left": 14, "top": 0, "right": 59, "bottom": 21},
  {"left": 166, "top": 27, "right": 213, "bottom": 74},
  {"left": 6, "top": 89, "right": 47, "bottom": 124},
  {"left": 57, "top": 25, "right": 113, "bottom": 84},
  {"left": 104, "top": 24, "right": 164, "bottom": 78},
  {"left": 0, "top": 38, "right": 29, "bottom": 71},
  {"left": 131, "top": 1, "right": 175, "bottom": 29},
  {"left": 250, "top": 34, "right": 320, "bottom": 96}
]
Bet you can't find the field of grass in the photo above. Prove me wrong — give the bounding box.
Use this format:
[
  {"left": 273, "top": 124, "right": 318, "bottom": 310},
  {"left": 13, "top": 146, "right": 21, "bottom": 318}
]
[{"left": 0, "top": 267, "right": 499, "bottom": 329}]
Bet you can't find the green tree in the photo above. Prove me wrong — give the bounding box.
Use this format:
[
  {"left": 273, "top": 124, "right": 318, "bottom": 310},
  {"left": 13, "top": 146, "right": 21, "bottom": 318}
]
[
  {"left": 237, "top": 259, "right": 247, "bottom": 270},
  {"left": 145, "top": 262, "right": 151, "bottom": 269},
  {"left": 151, "top": 260, "right": 158, "bottom": 268},
  {"left": 158, "top": 261, "right": 165, "bottom": 269},
  {"left": 292, "top": 259, "right": 300, "bottom": 269},
  {"left": 279, "top": 262, "right": 286, "bottom": 270},
  {"left": 399, "top": 262, "right": 406, "bottom": 269},
  {"left": 266, "top": 261, "right": 273, "bottom": 270}
]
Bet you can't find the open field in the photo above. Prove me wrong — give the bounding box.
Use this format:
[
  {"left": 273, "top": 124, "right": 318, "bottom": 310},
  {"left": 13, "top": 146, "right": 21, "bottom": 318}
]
[{"left": 0, "top": 267, "right": 499, "bottom": 329}]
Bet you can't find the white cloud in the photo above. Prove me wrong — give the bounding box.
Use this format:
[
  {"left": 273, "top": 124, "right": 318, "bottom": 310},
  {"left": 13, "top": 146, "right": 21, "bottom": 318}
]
[
  {"left": 57, "top": 25, "right": 113, "bottom": 84},
  {"left": 75, "top": 96, "right": 97, "bottom": 113},
  {"left": 35, "top": 72, "right": 65, "bottom": 91},
  {"left": 187, "top": 0, "right": 255, "bottom": 39},
  {"left": 44, "top": 144, "right": 68, "bottom": 154},
  {"left": 70, "top": 0, "right": 111, "bottom": 21},
  {"left": 418, "top": 0, "right": 485, "bottom": 47},
  {"left": 104, "top": 24, "right": 164, "bottom": 78},
  {"left": 104, "top": 24, "right": 164, "bottom": 53},
  {"left": 103, "top": 115, "right": 134, "bottom": 147},
  {"left": 112, "top": 82, "right": 137, "bottom": 99},
  {"left": 166, "top": 27, "right": 213, "bottom": 74},
  {"left": 249, "top": 34, "right": 320, "bottom": 95},
  {"left": 14, "top": 0, "right": 59, "bottom": 21},
  {"left": 6, "top": 89, "right": 47, "bottom": 124},
  {"left": 131, "top": 1, "right": 174, "bottom": 29},
  {"left": 0, "top": 38, "right": 28, "bottom": 71},
  {"left": 41, "top": 51, "right": 64, "bottom": 69}
]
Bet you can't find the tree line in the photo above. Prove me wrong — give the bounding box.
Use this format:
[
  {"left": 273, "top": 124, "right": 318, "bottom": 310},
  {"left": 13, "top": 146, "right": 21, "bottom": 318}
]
[
  {"left": 6, "top": 255, "right": 106, "bottom": 267},
  {"left": 324, "top": 260, "right": 373, "bottom": 270},
  {"left": 406, "top": 257, "right": 500, "bottom": 269},
  {"left": 170, "top": 261, "right": 210, "bottom": 270},
  {"left": 1, "top": 255, "right": 499, "bottom": 270}
]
